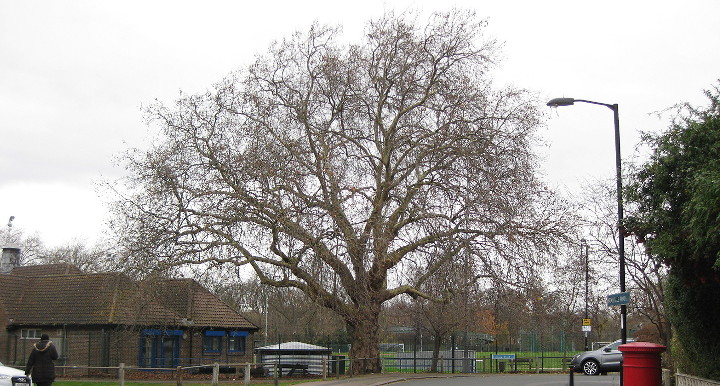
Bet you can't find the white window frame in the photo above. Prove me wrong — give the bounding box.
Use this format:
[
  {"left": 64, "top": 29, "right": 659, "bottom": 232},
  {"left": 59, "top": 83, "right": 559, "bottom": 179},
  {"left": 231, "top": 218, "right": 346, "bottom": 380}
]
[{"left": 21, "top": 329, "right": 41, "bottom": 339}]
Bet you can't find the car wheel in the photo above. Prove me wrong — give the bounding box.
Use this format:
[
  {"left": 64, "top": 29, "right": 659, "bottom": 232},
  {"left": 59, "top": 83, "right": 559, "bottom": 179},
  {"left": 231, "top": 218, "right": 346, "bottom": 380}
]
[{"left": 582, "top": 359, "right": 600, "bottom": 375}]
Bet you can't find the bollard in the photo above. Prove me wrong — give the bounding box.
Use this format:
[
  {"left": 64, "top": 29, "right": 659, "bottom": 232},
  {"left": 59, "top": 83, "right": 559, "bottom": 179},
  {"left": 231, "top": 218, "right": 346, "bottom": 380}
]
[
  {"left": 119, "top": 363, "right": 125, "bottom": 386},
  {"left": 212, "top": 363, "right": 219, "bottom": 386},
  {"left": 176, "top": 365, "right": 183, "bottom": 386},
  {"left": 662, "top": 369, "right": 671, "bottom": 386},
  {"left": 273, "top": 363, "right": 279, "bottom": 386},
  {"left": 619, "top": 342, "right": 666, "bottom": 386},
  {"left": 569, "top": 364, "right": 574, "bottom": 386},
  {"left": 244, "top": 363, "right": 250, "bottom": 386}
]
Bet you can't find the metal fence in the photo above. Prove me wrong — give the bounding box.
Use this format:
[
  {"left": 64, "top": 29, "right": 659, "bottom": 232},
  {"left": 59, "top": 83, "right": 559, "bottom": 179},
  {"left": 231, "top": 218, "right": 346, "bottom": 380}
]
[{"left": 383, "top": 354, "right": 573, "bottom": 374}]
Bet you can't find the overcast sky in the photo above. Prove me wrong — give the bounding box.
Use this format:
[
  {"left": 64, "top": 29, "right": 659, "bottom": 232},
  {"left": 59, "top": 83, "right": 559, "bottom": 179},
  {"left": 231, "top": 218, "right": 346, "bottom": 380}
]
[{"left": 1, "top": 0, "right": 719, "bottom": 248}]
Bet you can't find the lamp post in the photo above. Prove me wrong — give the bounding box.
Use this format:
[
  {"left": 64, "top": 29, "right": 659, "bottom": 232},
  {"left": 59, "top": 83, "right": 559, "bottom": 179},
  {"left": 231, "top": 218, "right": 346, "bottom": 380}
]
[
  {"left": 581, "top": 239, "right": 590, "bottom": 351},
  {"left": 547, "top": 97, "right": 627, "bottom": 346}
]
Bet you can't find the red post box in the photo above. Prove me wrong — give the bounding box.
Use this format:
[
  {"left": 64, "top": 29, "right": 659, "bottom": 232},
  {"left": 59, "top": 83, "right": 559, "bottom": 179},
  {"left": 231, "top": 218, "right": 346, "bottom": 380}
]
[{"left": 619, "top": 342, "right": 666, "bottom": 386}]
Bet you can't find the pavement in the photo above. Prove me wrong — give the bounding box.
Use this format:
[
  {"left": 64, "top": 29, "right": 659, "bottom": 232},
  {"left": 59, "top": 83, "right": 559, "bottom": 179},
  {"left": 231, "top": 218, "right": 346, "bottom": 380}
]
[
  {"left": 298, "top": 372, "right": 622, "bottom": 386},
  {"left": 299, "top": 373, "right": 459, "bottom": 385}
]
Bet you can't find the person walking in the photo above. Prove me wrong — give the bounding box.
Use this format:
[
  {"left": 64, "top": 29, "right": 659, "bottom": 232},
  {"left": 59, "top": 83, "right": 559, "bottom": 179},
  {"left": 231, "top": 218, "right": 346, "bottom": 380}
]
[{"left": 25, "top": 334, "right": 59, "bottom": 386}]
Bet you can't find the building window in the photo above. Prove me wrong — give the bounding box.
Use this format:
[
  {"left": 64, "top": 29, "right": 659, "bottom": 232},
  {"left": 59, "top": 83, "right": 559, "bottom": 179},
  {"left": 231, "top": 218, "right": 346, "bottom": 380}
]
[
  {"left": 228, "top": 331, "right": 248, "bottom": 354},
  {"left": 203, "top": 331, "right": 225, "bottom": 354},
  {"left": 21, "top": 329, "right": 41, "bottom": 339}
]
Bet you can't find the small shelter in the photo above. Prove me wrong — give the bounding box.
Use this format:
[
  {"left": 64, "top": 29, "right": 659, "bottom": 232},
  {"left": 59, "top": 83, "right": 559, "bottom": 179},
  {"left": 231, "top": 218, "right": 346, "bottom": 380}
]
[{"left": 255, "top": 341, "right": 332, "bottom": 376}]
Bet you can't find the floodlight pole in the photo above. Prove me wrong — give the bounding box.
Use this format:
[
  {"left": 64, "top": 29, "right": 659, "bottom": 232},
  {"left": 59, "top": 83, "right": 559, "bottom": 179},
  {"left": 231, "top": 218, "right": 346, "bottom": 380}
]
[{"left": 547, "top": 98, "right": 627, "bottom": 346}]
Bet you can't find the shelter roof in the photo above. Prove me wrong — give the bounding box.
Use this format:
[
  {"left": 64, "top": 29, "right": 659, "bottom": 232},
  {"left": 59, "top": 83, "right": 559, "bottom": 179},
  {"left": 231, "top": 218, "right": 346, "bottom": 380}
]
[{"left": 256, "top": 341, "right": 332, "bottom": 352}]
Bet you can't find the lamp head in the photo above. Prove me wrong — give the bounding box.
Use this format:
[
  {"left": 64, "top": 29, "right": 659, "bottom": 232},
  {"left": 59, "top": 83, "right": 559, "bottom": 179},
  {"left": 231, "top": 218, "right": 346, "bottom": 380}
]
[{"left": 547, "top": 97, "right": 575, "bottom": 107}]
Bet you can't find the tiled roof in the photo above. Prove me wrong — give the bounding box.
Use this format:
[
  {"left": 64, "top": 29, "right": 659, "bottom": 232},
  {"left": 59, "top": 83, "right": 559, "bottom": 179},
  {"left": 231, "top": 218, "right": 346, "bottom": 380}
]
[
  {"left": 0, "top": 265, "right": 257, "bottom": 331},
  {"left": 144, "top": 279, "right": 258, "bottom": 329},
  {"left": 0, "top": 271, "right": 179, "bottom": 326},
  {"left": 10, "top": 263, "right": 83, "bottom": 276}
]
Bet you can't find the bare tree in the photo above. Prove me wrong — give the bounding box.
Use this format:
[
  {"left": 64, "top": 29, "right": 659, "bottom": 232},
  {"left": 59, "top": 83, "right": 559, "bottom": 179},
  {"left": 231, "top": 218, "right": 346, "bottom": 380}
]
[
  {"left": 581, "top": 181, "right": 668, "bottom": 345},
  {"left": 111, "top": 10, "right": 572, "bottom": 373},
  {"left": 1, "top": 223, "right": 114, "bottom": 272},
  {"left": 405, "top": 249, "right": 479, "bottom": 371},
  {"left": 38, "top": 240, "right": 115, "bottom": 272}
]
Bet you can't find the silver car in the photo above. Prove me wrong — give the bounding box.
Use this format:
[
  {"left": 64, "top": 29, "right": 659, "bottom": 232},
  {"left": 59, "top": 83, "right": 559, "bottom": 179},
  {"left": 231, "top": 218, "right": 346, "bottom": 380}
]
[
  {"left": 0, "top": 362, "right": 31, "bottom": 386},
  {"left": 571, "top": 339, "right": 634, "bottom": 375}
]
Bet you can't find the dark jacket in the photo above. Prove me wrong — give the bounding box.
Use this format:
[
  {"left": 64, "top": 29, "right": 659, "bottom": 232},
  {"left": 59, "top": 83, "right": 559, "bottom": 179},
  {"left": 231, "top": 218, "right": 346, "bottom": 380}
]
[{"left": 25, "top": 339, "right": 59, "bottom": 382}]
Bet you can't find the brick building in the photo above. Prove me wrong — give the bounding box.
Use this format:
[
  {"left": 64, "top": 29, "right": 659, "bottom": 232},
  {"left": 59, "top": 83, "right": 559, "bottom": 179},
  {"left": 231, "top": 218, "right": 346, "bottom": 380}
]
[{"left": 0, "top": 264, "right": 258, "bottom": 373}]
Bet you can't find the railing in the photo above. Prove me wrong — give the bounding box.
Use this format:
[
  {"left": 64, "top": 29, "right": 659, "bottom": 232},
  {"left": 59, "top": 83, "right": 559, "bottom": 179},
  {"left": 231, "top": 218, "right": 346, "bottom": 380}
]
[
  {"left": 382, "top": 354, "right": 574, "bottom": 374},
  {"left": 676, "top": 373, "right": 720, "bottom": 386},
  {"left": 54, "top": 362, "right": 322, "bottom": 386},
  {"left": 48, "top": 358, "right": 366, "bottom": 385}
]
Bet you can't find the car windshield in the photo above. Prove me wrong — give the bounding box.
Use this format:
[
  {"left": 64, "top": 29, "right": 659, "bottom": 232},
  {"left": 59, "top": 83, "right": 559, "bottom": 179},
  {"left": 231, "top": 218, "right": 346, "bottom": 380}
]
[{"left": 605, "top": 342, "right": 621, "bottom": 350}]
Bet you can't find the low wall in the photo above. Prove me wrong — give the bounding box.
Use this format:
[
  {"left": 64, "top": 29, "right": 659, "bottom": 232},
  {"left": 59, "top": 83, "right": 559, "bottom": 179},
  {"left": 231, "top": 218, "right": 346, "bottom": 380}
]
[{"left": 677, "top": 373, "right": 720, "bottom": 386}]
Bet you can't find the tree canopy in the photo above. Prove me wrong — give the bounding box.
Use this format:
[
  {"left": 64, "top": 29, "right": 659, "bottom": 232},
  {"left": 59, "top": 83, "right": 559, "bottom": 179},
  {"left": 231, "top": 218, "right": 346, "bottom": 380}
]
[
  {"left": 625, "top": 83, "right": 720, "bottom": 379},
  {"left": 112, "top": 10, "right": 572, "bottom": 373},
  {"left": 626, "top": 85, "right": 720, "bottom": 277}
]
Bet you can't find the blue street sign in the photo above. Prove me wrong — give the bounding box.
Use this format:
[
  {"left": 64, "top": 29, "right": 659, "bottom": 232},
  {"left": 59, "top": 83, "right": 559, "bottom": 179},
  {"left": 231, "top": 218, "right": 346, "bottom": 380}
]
[
  {"left": 607, "top": 291, "right": 631, "bottom": 306},
  {"left": 492, "top": 354, "right": 516, "bottom": 360}
]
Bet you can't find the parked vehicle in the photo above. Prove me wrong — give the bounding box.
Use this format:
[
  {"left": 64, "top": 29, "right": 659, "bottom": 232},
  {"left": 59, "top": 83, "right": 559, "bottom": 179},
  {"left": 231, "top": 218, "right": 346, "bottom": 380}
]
[
  {"left": 0, "top": 362, "right": 31, "bottom": 386},
  {"left": 571, "top": 339, "right": 634, "bottom": 375}
]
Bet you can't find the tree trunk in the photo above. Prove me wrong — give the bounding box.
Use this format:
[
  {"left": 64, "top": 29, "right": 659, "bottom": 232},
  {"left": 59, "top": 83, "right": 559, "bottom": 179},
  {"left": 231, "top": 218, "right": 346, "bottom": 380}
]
[
  {"left": 347, "top": 304, "right": 382, "bottom": 375},
  {"left": 431, "top": 335, "right": 442, "bottom": 372}
]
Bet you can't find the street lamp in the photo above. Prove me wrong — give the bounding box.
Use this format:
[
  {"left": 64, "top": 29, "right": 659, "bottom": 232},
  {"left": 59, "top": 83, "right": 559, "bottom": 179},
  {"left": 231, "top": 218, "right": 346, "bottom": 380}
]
[{"left": 547, "top": 97, "right": 627, "bottom": 346}]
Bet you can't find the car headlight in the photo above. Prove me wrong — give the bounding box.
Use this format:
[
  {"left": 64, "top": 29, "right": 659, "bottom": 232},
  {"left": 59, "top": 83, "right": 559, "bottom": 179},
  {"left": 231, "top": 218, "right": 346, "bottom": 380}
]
[{"left": 0, "top": 374, "right": 11, "bottom": 379}]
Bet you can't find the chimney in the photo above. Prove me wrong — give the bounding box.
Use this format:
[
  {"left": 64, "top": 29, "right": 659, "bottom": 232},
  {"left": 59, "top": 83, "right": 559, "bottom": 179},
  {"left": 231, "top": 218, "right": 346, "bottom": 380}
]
[{"left": 1, "top": 247, "right": 21, "bottom": 273}]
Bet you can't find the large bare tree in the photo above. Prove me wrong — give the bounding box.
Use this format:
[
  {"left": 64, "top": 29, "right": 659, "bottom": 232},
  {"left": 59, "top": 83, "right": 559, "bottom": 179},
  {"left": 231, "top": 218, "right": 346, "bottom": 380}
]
[{"left": 112, "top": 10, "right": 571, "bottom": 373}]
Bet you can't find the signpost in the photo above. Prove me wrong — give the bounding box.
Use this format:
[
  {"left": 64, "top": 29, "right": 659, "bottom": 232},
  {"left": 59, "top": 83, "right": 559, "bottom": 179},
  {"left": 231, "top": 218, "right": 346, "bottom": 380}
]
[
  {"left": 607, "top": 291, "right": 631, "bottom": 306},
  {"left": 492, "top": 354, "right": 515, "bottom": 373}
]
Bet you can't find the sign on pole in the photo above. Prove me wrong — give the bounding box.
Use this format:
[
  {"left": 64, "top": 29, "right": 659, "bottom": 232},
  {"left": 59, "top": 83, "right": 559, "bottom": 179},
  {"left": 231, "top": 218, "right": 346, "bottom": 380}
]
[
  {"left": 582, "top": 319, "right": 592, "bottom": 326},
  {"left": 491, "top": 354, "right": 516, "bottom": 360},
  {"left": 607, "top": 291, "right": 631, "bottom": 306}
]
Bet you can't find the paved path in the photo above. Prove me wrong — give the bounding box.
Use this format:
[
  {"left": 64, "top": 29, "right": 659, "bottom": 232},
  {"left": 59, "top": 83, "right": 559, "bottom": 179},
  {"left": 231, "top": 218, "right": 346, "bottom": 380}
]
[{"left": 301, "top": 373, "right": 621, "bottom": 386}]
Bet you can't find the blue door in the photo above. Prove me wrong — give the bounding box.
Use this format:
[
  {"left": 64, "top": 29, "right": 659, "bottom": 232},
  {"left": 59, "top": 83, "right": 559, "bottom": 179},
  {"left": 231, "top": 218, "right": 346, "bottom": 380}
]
[{"left": 139, "top": 330, "right": 181, "bottom": 368}]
